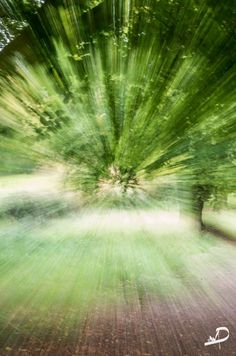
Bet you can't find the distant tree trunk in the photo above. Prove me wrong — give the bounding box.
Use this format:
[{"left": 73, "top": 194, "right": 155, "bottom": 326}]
[
  {"left": 192, "top": 184, "right": 212, "bottom": 230},
  {"left": 194, "top": 192, "right": 204, "bottom": 229}
]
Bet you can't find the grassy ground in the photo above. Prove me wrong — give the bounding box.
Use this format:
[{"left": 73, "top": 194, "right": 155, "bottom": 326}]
[
  {"left": 0, "top": 174, "right": 236, "bottom": 354},
  {"left": 0, "top": 208, "right": 235, "bottom": 341},
  {"left": 204, "top": 209, "right": 236, "bottom": 239},
  {"left": 0, "top": 172, "right": 64, "bottom": 199}
]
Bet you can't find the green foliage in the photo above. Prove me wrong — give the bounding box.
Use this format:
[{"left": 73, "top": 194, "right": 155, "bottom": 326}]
[{"left": 0, "top": 0, "right": 235, "bottom": 202}]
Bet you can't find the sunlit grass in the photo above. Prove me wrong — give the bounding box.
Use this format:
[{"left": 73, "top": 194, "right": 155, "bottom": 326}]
[
  {"left": 0, "top": 171, "right": 64, "bottom": 195},
  {"left": 0, "top": 208, "right": 235, "bottom": 340}
]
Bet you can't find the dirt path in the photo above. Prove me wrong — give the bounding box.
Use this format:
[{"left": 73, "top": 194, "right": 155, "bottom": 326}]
[
  {"left": 69, "top": 260, "right": 236, "bottom": 356},
  {"left": 69, "top": 288, "right": 236, "bottom": 356},
  {"left": 1, "top": 268, "right": 236, "bottom": 356}
]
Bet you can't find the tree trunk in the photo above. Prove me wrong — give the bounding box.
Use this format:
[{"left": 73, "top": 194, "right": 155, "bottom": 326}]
[
  {"left": 192, "top": 184, "right": 210, "bottom": 230},
  {"left": 194, "top": 193, "right": 204, "bottom": 230}
]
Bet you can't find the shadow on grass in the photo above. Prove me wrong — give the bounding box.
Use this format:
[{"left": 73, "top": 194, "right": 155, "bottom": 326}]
[{"left": 0, "top": 194, "right": 77, "bottom": 220}]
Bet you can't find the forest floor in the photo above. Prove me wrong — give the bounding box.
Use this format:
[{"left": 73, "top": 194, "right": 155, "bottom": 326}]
[
  {"left": 0, "top": 260, "right": 236, "bottom": 355},
  {"left": 0, "top": 174, "right": 236, "bottom": 355}
]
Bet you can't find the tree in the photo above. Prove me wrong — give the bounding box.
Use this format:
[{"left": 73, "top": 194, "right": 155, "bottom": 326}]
[{"left": 0, "top": 0, "right": 235, "bottom": 214}]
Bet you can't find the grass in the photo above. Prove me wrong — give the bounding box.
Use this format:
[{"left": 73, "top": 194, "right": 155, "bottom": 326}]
[
  {"left": 0, "top": 208, "right": 235, "bottom": 341},
  {"left": 0, "top": 174, "right": 235, "bottom": 340},
  {"left": 0, "top": 194, "right": 74, "bottom": 219},
  {"left": 0, "top": 172, "right": 63, "bottom": 197},
  {"left": 204, "top": 209, "right": 236, "bottom": 239}
]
